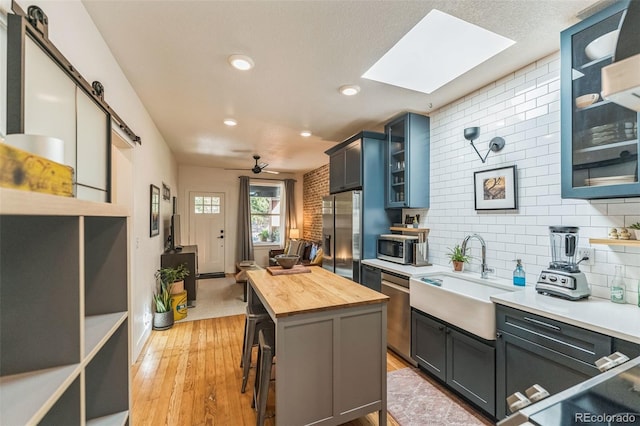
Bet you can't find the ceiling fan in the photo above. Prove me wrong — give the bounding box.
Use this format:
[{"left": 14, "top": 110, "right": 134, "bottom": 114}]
[{"left": 226, "top": 154, "right": 280, "bottom": 174}]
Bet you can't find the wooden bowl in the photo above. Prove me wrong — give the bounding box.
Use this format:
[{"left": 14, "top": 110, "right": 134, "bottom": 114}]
[{"left": 275, "top": 254, "right": 299, "bottom": 269}]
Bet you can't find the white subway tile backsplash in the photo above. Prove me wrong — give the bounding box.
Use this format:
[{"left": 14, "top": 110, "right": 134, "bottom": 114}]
[
  {"left": 424, "top": 52, "right": 640, "bottom": 304},
  {"left": 608, "top": 203, "right": 640, "bottom": 216},
  {"left": 515, "top": 99, "right": 537, "bottom": 114},
  {"left": 591, "top": 216, "right": 625, "bottom": 227},
  {"left": 525, "top": 86, "right": 549, "bottom": 102}
]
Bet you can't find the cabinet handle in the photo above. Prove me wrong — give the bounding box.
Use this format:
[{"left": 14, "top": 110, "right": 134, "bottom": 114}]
[
  {"left": 438, "top": 326, "right": 445, "bottom": 331},
  {"left": 496, "top": 332, "right": 502, "bottom": 339},
  {"left": 445, "top": 329, "right": 451, "bottom": 334},
  {"left": 523, "top": 317, "right": 560, "bottom": 331}
]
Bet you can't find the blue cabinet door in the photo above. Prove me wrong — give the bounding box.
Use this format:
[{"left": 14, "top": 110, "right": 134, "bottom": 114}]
[{"left": 561, "top": 0, "right": 640, "bottom": 199}]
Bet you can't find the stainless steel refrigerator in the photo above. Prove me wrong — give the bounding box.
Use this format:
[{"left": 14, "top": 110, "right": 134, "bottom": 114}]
[{"left": 322, "top": 191, "right": 362, "bottom": 282}]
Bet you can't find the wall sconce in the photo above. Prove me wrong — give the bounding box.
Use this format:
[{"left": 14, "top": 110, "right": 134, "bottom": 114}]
[
  {"left": 464, "top": 127, "right": 505, "bottom": 163},
  {"left": 289, "top": 228, "right": 300, "bottom": 239}
]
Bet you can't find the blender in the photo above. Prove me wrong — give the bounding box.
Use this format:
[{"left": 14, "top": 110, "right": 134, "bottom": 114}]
[{"left": 536, "top": 226, "right": 591, "bottom": 300}]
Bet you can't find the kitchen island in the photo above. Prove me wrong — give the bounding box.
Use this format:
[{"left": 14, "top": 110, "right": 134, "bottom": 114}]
[{"left": 247, "top": 267, "right": 389, "bottom": 426}]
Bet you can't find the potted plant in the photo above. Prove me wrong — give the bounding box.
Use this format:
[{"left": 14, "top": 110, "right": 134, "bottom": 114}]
[
  {"left": 629, "top": 222, "right": 640, "bottom": 240},
  {"left": 152, "top": 264, "right": 189, "bottom": 330},
  {"left": 259, "top": 229, "right": 270, "bottom": 242},
  {"left": 157, "top": 263, "right": 190, "bottom": 294},
  {"left": 447, "top": 245, "right": 471, "bottom": 272}
]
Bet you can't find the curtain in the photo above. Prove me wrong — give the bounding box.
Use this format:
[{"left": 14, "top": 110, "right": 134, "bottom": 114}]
[
  {"left": 237, "top": 176, "right": 254, "bottom": 261},
  {"left": 284, "top": 179, "right": 297, "bottom": 241}
]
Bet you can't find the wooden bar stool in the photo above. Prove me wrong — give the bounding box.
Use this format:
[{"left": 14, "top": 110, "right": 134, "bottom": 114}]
[
  {"left": 240, "top": 302, "right": 272, "bottom": 393},
  {"left": 252, "top": 326, "right": 275, "bottom": 426}
]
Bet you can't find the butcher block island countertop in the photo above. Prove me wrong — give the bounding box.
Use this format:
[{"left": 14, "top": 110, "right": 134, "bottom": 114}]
[
  {"left": 247, "top": 266, "right": 388, "bottom": 318},
  {"left": 246, "top": 266, "right": 389, "bottom": 426}
]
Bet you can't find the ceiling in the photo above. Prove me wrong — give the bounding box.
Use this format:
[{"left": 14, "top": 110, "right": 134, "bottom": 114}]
[{"left": 82, "top": 0, "right": 600, "bottom": 174}]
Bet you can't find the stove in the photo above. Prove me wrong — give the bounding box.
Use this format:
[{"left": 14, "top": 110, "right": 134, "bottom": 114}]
[{"left": 499, "top": 357, "right": 640, "bottom": 425}]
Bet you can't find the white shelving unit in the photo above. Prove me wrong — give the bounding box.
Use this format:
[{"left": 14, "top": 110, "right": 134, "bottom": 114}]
[{"left": 0, "top": 188, "right": 130, "bottom": 425}]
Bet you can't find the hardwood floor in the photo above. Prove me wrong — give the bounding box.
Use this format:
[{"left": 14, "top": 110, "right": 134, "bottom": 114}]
[{"left": 131, "top": 315, "right": 487, "bottom": 425}]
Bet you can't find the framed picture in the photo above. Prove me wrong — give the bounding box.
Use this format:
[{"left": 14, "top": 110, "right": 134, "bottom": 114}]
[
  {"left": 162, "top": 182, "right": 170, "bottom": 201},
  {"left": 473, "top": 165, "right": 517, "bottom": 210},
  {"left": 150, "top": 184, "right": 160, "bottom": 237}
]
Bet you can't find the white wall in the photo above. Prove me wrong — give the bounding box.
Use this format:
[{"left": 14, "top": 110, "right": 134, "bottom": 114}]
[
  {"left": 4, "top": 0, "right": 179, "bottom": 361},
  {"left": 178, "top": 165, "right": 304, "bottom": 271},
  {"left": 418, "top": 53, "right": 640, "bottom": 305}
]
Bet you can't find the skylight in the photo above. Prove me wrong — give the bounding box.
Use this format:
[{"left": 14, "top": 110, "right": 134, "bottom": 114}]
[{"left": 362, "top": 10, "right": 515, "bottom": 94}]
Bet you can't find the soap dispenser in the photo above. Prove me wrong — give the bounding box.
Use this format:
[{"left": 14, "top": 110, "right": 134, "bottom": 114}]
[{"left": 513, "top": 259, "right": 526, "bottom": 287}]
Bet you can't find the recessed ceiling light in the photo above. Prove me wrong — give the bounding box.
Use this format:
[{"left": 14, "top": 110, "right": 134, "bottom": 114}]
[
  {"left": 362, "top": 9, "right": 515, "bottom": 94},
  {"left": 300, "top": 131, "right": 312, "bottom": 137},
  {"left": 228, "top": 54, "right": 254, "bottom": 71},
  {"left": 339, "top": 85, "right": 360, "bottom": 96},
  {"left": 223, "top": 118, "right": 237, "bottom": 126}
]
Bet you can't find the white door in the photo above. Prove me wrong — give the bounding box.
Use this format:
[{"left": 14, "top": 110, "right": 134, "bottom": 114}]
[{"left": 189, "top": 192, "right": 225, "bottom": 273}]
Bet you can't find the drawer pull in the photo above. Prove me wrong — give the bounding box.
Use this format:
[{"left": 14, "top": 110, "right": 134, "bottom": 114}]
[
  {"left": 525, "top": 384, "right": 550, "bottom": 402},
  {"left": 523, "top": 316, "right": 560, "bottom": 331},
  {"left": 595, "top": 352, "right": 630, "bottom": 372},
  {"left": 506, "top": 392, "right": 531, "bottom": 413}
]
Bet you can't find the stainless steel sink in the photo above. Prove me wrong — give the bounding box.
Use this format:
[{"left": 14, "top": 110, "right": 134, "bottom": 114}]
[{"left": 409, "top": 272, "right": 516, "bottom": 340}]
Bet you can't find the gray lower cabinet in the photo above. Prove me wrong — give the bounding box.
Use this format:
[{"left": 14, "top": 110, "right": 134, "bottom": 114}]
[
  {"left": 613, "top": 337, "right": 640, "bottom": 359},
  {"left": 495, "top": 305, "right": 611, "bottom": 419},
  {"left": 361, "top": 264, "right": 381, "bottom": 292},
  {"left": 412, "top": 310, "right": 446, "bottom": 381},
  {"left": 412, "top": 309, "right": 496, "bottom": 416},
  {"left": 447, "top": 328, "right": 495, "bottom": 416}
]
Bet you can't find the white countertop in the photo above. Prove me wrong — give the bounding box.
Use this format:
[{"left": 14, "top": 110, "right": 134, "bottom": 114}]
[
  {"left": 491, "top": 287, "right": 640, "bottom": 344},
  {"left": 362, "top": 259, "right": 640, "bottom": 344},
  {"left": 362, "top": 258, "right": 448, "bottom": 277},
  {"left": 365, "top": 258, "right": 640, "bottom": 344}
]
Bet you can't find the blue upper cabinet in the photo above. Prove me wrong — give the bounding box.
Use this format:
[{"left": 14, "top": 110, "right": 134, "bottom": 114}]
[
  {"left": 326, "top": 131, "right": 385, "bottom": 194},
  {"left": 561, "top": 0, "right": 639, "bottom": 199},
  {"left": 385, "top": 112, "right": 430, "bottom": 208}
]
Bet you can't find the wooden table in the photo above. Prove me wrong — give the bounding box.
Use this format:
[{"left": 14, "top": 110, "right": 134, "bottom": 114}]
[{"left": 247, "top": 267, "right": 388, "bottom": 426}]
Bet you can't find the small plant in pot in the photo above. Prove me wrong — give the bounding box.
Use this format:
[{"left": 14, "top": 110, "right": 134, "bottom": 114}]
[
  {"left": 629, "top": 222, "right": 640, "bottom": 240},
  {"left": 152, "top": 264, "right": 189, "bottom": 330},
  {"left": 259, "top": 229, "right": 270, "bottom": 242},
  {"left": 447, "top": 245, "right": 471, "bottom": 272}
]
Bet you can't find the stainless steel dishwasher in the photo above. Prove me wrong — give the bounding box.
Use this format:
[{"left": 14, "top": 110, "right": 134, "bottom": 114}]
[{"left": 381, "top": 271, "right": 416, "bottom": 366}]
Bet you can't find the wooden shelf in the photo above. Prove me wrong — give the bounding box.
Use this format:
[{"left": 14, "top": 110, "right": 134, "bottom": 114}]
[
  {"left": 84, "top": 312, "right": 128, "bottom": 363},
  {"left": 0, "top": 364, "right": 81, "bottom": 425},
  {"left": 87, "top": 410, "right": 129, "bottom": 426},
  {"left": 0, "top": 187, "right": 129, "bottom": 217},
  {"left": 390, "top": 227, "right": 430, "bottom": 233},
  {"left": 589, "top": 238, "right": 640, "bottom": 247},
  {"left": 1, "top": 193, "right": 130, "bottom": 423}
]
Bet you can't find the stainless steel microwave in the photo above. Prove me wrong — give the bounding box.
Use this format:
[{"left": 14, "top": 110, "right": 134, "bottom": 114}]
[{"left": 377, "top": 234, "right": 418, "bottom": 264}]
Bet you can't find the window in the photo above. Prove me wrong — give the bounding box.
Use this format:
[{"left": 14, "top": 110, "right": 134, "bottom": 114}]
[
  {"left": 250, "top": 183, "right": 283, "bottom": 244},
  {"left": 194, "top": 196, "right": 220, "bottom": 214}
]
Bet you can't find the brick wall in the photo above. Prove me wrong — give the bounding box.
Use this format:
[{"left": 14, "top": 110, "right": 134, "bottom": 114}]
[{"left": 303, "top": 164, "right": 329, "bottom": 242}]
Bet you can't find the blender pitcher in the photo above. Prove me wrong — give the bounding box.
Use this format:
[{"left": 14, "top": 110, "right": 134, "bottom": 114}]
[{"left": 549, "top": 226, "right": 580, "bottom": 272}]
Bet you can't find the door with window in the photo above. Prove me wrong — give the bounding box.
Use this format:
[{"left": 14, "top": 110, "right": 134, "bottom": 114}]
[{"left": 189, "top": 192, "right": 225, "bottom": 273}]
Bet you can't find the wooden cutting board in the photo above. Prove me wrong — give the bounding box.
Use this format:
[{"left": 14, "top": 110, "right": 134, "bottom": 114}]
[{"left": 267, "top": 265, "right": 312, "bottom": 275}]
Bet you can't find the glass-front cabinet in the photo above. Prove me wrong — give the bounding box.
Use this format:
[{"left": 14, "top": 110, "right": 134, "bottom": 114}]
[
  {"left": 385, "top": 112, "right": 430, "bottom": 208},
  {"left": 387, "top": 119, "right": 407, "bottom": 207},
  {"left": 561, "top": 0, "right": 639, "bottom": 199}
]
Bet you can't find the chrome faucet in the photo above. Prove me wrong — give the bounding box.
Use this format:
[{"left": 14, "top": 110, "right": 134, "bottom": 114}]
[{"left": 461, "top": 234, "right": 494, "bottom": 279}]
